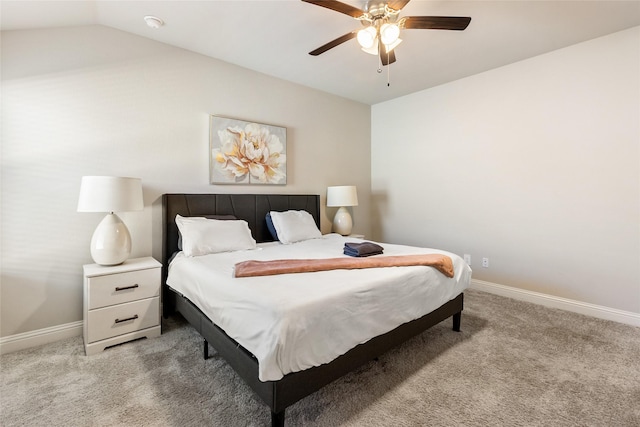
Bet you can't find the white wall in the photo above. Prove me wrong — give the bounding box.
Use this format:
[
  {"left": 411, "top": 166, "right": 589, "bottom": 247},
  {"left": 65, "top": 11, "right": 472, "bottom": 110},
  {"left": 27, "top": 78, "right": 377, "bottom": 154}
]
[
  {"left": 372, "top": 27, "right": 640, "bottom": 314},
  {"left": 1, "top": 25, "right": 371, "bottom": 337}
]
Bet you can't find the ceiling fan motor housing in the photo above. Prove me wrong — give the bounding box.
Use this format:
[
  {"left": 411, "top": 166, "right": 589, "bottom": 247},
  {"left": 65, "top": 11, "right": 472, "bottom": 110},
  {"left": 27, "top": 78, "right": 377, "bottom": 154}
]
[{"left": 366, "top": 1, "right": 391, "bottom": 17}]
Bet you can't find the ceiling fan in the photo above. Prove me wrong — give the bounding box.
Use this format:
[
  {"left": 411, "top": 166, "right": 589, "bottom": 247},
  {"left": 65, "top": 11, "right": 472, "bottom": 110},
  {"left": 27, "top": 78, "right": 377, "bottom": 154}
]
[{"left": 302, "top": 0, "right": 471, "bottom": 66}]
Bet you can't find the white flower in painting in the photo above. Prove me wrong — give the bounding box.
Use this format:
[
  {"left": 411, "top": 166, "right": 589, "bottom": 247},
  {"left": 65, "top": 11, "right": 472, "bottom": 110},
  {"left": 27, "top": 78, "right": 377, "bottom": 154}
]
[{"left": 212, "top": 123, "right": 286, "bottom": 184}]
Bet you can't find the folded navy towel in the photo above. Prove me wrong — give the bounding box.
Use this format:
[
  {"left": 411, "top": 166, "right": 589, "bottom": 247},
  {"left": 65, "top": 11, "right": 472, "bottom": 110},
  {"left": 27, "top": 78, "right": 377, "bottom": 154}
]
[
  {"left": 344, "top": 248, "right": 383, "bottom": 257},
  {"left": 344, "top": 241, "right": 384, "bottom": 252},
  {"left": 343, "top": 241, "right": 384, "bottom": 257}
]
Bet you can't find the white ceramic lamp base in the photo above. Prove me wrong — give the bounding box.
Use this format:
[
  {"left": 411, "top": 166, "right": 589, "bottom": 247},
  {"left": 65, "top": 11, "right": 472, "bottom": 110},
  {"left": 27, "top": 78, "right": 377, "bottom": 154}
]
[
  {"left": 333, "top": 206, "right": 353, "bottom": 236},
  {"left": 90, "top": 213, "right": 132, "bottom": 266}
]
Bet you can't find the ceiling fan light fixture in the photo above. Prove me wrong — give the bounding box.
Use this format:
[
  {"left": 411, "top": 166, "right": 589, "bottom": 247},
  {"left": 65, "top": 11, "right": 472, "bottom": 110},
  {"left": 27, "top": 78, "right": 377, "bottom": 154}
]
[
  {"left": 384, "top": 38, "right": 402, "bottom": 53},
  {"left": 357, "top": 26, "right": 377, "bottom": 49},
  {"left": 380, "top": 23, "right": 400, "bottom": 45},
  {"left": 361, "top": 39, "right": 379, "bottom": 55}
]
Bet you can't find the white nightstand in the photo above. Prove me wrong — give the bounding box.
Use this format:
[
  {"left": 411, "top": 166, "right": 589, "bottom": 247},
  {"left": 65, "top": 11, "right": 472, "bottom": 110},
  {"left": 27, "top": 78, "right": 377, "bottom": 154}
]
[{"left": 83, "top": 257, "right": 161, "bottom": 355}]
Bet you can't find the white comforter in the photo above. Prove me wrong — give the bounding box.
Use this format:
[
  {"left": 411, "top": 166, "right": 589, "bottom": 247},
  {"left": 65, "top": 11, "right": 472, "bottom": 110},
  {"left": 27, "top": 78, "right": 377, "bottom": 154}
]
[{"left": 167, "top": 234, "right": 471, "bottom": 381}]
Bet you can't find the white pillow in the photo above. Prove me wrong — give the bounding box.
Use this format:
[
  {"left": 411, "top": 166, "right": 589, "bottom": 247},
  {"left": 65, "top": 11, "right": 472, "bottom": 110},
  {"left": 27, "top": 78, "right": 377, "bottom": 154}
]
[
  {"left": 269, "top": 210, "right": 321, "bottom": 244},
  {"left": 175, "top": 214, "right": 256, "bottom": 256}
]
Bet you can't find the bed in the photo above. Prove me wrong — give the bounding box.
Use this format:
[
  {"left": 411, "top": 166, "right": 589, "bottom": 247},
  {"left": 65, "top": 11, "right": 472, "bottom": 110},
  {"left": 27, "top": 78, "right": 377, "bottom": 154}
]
[{"left": 162, "top": 193, "right": 470, "bottom": 426}]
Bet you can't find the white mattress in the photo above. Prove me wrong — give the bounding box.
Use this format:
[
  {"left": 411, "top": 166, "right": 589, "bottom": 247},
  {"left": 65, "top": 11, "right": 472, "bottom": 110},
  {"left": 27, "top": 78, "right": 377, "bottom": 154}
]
[{"left": 167, "top": 234, "right": 471, "bottom": 381}]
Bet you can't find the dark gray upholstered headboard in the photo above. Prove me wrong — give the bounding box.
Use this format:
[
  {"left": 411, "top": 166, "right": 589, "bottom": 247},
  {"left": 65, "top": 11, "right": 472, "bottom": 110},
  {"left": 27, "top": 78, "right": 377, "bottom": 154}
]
[{"left": 162, "top": 194, "right": 320, "bottom": 280}]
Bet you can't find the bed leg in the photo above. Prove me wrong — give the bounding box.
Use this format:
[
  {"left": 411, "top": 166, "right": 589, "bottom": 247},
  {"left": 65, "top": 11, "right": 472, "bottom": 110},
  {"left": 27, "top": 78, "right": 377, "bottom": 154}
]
[
  {"left": 203, "top": 339, "right": 209, "bottom": 360},
  {"left": 162, "top": 287, "right": 176, "bottom": 318},
  {"left": 452, "top": 312, "right": 461, "bottom": 332},
  {"left": 271, "top": 409, "right": 285, "bottom": 427}
]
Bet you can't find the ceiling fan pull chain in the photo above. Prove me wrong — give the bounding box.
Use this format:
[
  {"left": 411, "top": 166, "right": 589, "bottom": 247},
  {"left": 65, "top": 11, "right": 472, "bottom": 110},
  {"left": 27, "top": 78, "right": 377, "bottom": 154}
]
[
  {"left": 387, "top": 59, "right": 390, "bottom": 87},
  {"left": 377, "top": 38, "right": 382, "bottom": 73},
  {"left": 386, "top": 48, "right": 391, "bottom": 86}
]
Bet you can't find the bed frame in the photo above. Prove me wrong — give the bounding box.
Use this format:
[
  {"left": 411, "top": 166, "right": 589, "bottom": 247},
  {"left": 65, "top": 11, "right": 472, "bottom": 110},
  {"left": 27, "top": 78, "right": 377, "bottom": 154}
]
[{"left": 162, "top": 193, "right": 464, "bottom": 427}]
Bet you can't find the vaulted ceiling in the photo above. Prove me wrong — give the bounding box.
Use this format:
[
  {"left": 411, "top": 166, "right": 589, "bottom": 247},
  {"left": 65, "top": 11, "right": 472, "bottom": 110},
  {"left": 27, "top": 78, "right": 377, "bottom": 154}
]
[{"left": 2, "top": 1, "right": 639, "bottom": 104}]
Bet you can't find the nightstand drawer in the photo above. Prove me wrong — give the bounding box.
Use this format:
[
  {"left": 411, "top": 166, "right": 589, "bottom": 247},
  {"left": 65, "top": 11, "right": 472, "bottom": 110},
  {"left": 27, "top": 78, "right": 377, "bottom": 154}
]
[
  {"left": 87, "top": 268, "right": 160, "bottom": 310},
  {"left": 87, "top": 297, "right": 159, "bottom": 343}
]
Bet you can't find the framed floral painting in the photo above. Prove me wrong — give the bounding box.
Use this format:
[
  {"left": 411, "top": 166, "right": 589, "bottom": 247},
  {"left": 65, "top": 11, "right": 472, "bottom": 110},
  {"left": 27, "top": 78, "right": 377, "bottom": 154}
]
[{"left": 210, "top": 115, "right": 287, "bottom": 185}]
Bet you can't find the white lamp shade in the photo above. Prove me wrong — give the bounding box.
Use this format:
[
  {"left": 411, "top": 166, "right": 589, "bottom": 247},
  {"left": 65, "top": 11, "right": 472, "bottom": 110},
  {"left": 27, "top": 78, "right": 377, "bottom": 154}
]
[
  {"left": 77, "top": 176, "right": 143, "bottom": 213},
  {"left": 327, "top": 186, "right": 358, "bottom": 207},
  {"left": 361, "top": 38, "right": 379, "bottom": 56},
  {"left": 357, "top": 26, "right": 377, "bottom": 49},
  {"left": 380, "top": 23, "right": 400, "bottom": 45},
  {"left": 384, "top": 38, "right": 402, "bottom": 53}
]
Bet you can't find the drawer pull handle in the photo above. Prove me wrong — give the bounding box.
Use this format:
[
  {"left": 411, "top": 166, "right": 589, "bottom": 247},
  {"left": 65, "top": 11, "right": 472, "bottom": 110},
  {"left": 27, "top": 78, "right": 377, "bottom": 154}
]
[
  {"left": 114, "top": 314, "right": 139, "bottom": 324},
  {"left": 115, "top": 284, "right": 139, "bottom": 292}
]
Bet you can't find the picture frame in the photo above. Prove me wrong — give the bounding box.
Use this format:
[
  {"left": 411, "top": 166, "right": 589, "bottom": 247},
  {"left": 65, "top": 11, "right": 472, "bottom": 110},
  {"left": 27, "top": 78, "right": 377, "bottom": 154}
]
[{"left": 209, "top": 115, "right": 287, "bottom": 185}]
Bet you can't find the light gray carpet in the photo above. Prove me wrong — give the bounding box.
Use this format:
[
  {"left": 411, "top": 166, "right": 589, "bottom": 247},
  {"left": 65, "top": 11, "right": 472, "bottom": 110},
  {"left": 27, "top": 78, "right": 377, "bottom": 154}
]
[{"left": 1, "top": 289, "right": 639, "bottom": 426}]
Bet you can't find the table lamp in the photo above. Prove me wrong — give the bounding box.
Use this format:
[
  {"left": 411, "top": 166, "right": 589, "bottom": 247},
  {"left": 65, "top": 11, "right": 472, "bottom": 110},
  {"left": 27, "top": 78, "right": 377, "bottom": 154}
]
[
  {"left": 327, "top": 185, "right": 358, "bottom": 235},
  {"left": 77, "top": 176, "right": 144, "bottom": 265}
]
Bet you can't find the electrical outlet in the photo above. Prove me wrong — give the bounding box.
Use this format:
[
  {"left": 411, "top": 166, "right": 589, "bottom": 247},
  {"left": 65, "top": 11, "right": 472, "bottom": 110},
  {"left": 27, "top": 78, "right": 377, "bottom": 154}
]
[
  {"left": 463, "top": 254, "right": 471, "bottom": 265},
  {"left": 482, "top": 257, "right": 489, "bottom": 268}
]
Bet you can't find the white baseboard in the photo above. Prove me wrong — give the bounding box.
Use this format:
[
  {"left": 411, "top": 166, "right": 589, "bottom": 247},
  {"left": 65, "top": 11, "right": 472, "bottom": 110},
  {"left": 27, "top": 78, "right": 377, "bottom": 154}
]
[
  {"left": 470, "top": 279, "right": 640, "bottom": 327},
  {"left": 0, "top": 321, "right": 83, "bottom": 355}
]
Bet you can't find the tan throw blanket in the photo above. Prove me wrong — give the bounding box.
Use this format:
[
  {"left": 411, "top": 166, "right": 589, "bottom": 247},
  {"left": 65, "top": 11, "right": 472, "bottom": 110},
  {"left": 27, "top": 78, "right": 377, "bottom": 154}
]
[{"left": 234, "top": 254, "right": 454, "bottom": 278}]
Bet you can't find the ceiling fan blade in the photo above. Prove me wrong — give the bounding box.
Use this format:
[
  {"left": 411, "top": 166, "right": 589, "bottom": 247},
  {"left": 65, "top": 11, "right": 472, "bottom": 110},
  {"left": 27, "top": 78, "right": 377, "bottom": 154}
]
[
  {"left": 380, "top": 49, "right": 396, "bottom": 66},
  {"left": 387, "top": 0, "right": 411, "bottom": 12},
  {"left": 301, "top": 0, "right": 365, "bottom": 18},
  {"left": 403, "top": 16, "right": 471, "bottom": 31},
  {"left": 309, "top": 31, "right": 358, "bottom": 56}
]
